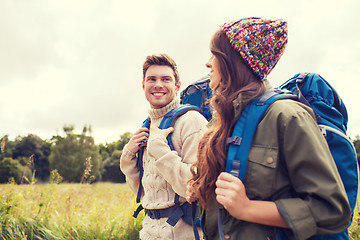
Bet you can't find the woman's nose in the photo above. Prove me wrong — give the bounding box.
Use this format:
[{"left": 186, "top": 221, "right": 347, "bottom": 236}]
[
  {"left": 206, "top": 55, "right": 213, "bottom": 68},
  {"left": 205, "top": 60, "right": 211, "bottom": 68}
]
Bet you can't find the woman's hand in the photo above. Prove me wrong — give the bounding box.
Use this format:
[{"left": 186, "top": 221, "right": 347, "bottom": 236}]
[
  {"left": 215, "top": 172, "right": 289, "bottom": 228},
  {"left": 186, "top": 180, "right": 198, "bottom": 203},
  {"left": 215, "top": 172, "right": 250, "bottom": 220}
]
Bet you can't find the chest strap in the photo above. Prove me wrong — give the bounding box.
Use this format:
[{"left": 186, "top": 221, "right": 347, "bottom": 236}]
[
  {"left": 144, "top": 203, "right": 191, "bottom": 225},
  {"left": 144, "top": 203, "right": 200, "bottom": 240}
]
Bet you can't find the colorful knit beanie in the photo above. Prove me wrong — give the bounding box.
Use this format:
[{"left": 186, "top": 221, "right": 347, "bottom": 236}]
[{"left": 220, "top": 17, "right": 288, "bottom": 80}]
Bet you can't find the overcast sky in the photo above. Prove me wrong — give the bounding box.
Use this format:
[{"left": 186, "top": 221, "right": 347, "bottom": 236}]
[{"left": 1, "top": 0, "right": 359, "bottom": 144}]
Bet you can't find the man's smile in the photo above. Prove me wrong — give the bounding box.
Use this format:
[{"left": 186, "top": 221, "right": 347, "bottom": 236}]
[{"left": 152, "top": 92, "right": 166, "bottom": 96}]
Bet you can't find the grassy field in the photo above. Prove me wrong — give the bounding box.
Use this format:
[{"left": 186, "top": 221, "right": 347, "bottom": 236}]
[
  {"left": 0, "top": 182, "right": 359, "bottom": 240},
  {"left": 350, "top": 207, "right": 360, "bottom": 240},
  {"left": 0, "top": 183, "right": 143, "bottom": 239}
]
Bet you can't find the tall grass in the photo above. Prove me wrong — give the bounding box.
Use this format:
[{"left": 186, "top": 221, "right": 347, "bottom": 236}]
[
  {"left": 1, "top": 182, "right": 359, "bottom": 239},
  {"left": 350, "top": 206, "right": 360, "bottom": 240},
  {"left": 0, "top": 183, "right": 143, "bottom": 240}
]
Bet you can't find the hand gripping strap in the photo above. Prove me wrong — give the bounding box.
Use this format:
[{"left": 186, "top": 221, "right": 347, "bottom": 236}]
[
  {"left": 135, "top": 105, "right": 202, "bottom": 219},
  {"left": 135, "top": 105, "right": 203, "bottom": 240},
  {"left": 220, "top": 91, "right": 296, "bottom": 239}
]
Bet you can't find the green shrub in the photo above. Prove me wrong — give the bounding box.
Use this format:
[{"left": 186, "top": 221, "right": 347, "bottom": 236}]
[{"left": 0, "top": 157, "right": 22, "bottom": 183}]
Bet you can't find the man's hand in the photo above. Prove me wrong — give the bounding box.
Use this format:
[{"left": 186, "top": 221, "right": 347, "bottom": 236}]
[
  {"left": 147, "top": 127, "right": 174, "bottom": 159},
  {"left": 149, "top": 127, "right": 174, "bottom": 140},
  {"left": 126, "top": 127, "right": 149, "bottom": 153}
]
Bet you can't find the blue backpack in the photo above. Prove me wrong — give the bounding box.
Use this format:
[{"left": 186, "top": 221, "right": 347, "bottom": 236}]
[
  {"left": 279, "top": 73, "right": 358, "bottom": 240},
  {"left": 180, "top": 75, "right": 213, "bottom": 121},
  {"left": 133, "top": 104, "right": 204, "bottom": 240},
  {"left": 221, "top": 73, "right": 358, "bottom": 240}
]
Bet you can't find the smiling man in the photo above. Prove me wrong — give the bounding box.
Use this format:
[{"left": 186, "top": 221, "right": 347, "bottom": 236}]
[{"left": 120, "top": 54, "right": 208, "bottom": 240}]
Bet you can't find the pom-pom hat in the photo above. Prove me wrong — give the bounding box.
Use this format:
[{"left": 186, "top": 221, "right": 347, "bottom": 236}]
[{"left": 220, "top": 17, "right": 288, "bottom": 80}]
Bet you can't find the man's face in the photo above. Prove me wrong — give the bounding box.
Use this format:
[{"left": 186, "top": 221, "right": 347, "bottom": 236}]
[{"left": 142, "top": 65, "right": 181, "bottom": 109}]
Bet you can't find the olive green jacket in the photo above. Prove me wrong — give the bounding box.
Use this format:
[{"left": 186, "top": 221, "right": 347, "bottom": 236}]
[{"left": 202, "top": 83, "right": 351, "bottom": 240}]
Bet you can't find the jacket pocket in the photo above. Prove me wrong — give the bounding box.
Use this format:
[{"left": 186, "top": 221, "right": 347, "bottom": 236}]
[{"left": 244, "top": 145, "right": 278, "bottom": 199}]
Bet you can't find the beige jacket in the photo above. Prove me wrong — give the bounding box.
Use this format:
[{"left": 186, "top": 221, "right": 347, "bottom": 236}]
[{"left": 120, "top": 98, "right": 208, "bottom": 240}]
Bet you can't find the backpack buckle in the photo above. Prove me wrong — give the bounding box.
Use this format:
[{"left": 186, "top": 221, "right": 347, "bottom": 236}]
[
  {"left": 146, "top": 209, "right": 161, "bottom": 219},
  {"left": 296, "top": 73, "right": 309, "bottom": 83},
  {"left": 226, "top": 136, "right": 242, "bottom": 145}
]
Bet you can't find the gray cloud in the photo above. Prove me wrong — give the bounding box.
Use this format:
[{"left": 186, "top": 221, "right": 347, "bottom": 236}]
[{"left": 1, "top": 0, "right": 359, "bottom": 144}]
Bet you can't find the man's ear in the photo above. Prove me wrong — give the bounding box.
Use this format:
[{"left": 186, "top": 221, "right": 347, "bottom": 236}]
[
  {"left": 175, "top": 81, "right": 181, "bottom": 92},
  {"left": 142, "top": 80, "right": 145, "bottom": 90}
]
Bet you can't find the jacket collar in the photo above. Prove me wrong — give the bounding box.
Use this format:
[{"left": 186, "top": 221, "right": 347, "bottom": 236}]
[{"left": 232, "top": 79, "right": 273, "bottom": 125}]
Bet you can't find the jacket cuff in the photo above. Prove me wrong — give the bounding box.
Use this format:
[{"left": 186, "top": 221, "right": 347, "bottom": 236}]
[{"left": 275, "top": 199, "right": 317, "bottom": 240}]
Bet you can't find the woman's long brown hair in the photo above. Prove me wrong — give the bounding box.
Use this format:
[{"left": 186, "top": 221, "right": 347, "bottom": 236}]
[{"left": 190, "top": 29, "right": 266, "bottom": 208}]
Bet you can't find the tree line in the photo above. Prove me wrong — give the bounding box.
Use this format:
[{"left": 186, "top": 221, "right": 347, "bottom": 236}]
[
  {"left": 0, "top": 124, "right": 131, "bottom": 184},
  {"left": 1, "top": 124, "right": 360, "bottom": 185}
]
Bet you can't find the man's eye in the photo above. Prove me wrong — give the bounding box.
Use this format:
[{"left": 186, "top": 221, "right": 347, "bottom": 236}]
[{"left": 163, "top": 78, "right": 170, "bottom": 81}]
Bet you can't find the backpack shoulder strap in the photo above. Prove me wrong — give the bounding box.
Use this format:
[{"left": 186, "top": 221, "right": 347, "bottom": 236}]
[
  {"left": 135, "top": 117, "right": 150, "bottom": 202},
  {"left": 159, "top": 104, "right": 204, "bottom": 151},
  {"left": 225, "top": 89, "right": 296, "bottom": 180},
  {"left": 160, "top": 104, "right": 204, "bottom": 128},
  {"left": 219, "top": 90, "right": 296, "bottom": 240},
  {"left": 133, "top": 117, "right": 151, "bottom": 217},
  {"left": 159, "top": 104, "right": 204, "bottom": 205}
]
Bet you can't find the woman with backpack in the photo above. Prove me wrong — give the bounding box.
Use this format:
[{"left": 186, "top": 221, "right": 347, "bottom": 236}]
[{"left": 186, "top": 17, "right": 351, "bottom": 240}]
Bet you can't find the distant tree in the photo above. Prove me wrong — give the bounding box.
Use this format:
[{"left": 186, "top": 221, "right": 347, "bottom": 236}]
[
  {"left": 353, "top": 135, "right": 360, "bottom": 164},
  {"left": 101, "top": 150, "right": 126, "bottom": 182},
  {"left": 0, "top": 136, "right": 3, "bottom": 154},
  {"left": 12, "top": 134, "right": 51, "bottom": 182},
  {"left": 99, "top": 143, "right": 110, "bottom": 160},
  {"left": 98, "top": 143, "right": 110, "bottom": 181},
  {"left": 99, "top": 132, "right": 131, "bottom": 183},
  {"left": 0, "top": 157, "right": 23, "bottom": 183},
  {"left": 0, "top": 135, "right": 16, "bottom": 160},
  {"left": 49, "top": 125, "right": 101, "bottom": 182},
  {"left": 117, "top": 132, "right": 132, "bottom": 150}
]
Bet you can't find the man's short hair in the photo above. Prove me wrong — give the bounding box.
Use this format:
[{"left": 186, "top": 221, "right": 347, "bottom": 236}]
[{"left": 142, "top": 54, "right": 180, "bottom": 84}]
